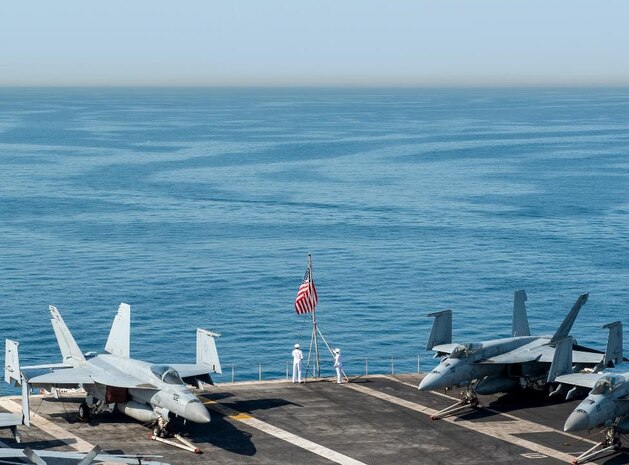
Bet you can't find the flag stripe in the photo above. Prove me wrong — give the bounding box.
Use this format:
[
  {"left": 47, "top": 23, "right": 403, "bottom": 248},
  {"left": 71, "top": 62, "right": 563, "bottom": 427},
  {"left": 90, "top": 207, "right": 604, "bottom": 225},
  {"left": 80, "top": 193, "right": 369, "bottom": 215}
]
[{"left": 295, "top": 266, "right": 318, "bottom": 314}]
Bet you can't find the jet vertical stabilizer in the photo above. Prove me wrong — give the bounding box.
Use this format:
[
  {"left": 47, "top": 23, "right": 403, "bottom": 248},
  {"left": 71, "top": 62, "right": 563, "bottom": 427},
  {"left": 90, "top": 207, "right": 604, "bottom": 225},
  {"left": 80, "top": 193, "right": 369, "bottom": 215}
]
[
  {"left": 512, "top": 290, "right": 530, "bottom": 337},
  {"left": 547, "top": 336, "right": 573, "bottom": 382},
  {"left": 196, "top": 329, "right": 222, "bottom": 374},
  {"left": 426, "top": 310, "right": 452, "bottom": 350},
  {"left": 50, "top": 306, "right": 86, "bottom": 365},
  {"left": 105, "top": 303, "right": 131, "bottom": 358},
  {"left": 550, "top": 293, "right": 588, "bottom": 344},
  {"left": 602, "top": 321, "right": 623, "bottom": 368}
]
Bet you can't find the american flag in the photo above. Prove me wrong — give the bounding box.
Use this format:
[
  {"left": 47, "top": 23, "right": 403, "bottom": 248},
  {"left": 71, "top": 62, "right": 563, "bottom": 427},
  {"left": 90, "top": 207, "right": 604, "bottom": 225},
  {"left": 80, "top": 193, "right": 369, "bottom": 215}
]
[{"left": 294, "top": 266, "right": 318, "bottom": 314}]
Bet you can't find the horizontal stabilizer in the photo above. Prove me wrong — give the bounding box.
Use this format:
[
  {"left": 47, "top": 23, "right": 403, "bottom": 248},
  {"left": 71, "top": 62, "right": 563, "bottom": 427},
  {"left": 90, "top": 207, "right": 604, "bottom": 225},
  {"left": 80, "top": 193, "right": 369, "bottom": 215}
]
[
  {"left": 550, "top": 293, "right": 588, "bottom": 344},
  {"left": 512, "top": 290, "right": 530, "bottom": 337},
  {"left": 426, "top": 310, "right": 452, "bottom": 351},
  {"left": 105, "top": 303, "right": 131, "bottom": 358},
  {"left": 196, "top": 329, "right": 222, "bottom": 374},
  {"left": 50, "top": 306, "right": 86, "bottom": 365}
]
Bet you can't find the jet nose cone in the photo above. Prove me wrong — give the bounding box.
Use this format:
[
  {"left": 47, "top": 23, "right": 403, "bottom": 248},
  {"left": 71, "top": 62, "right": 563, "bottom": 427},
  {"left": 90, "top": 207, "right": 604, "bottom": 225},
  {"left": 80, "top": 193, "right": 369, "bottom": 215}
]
[
  {"left": 419, "top": 373, "right": 443, "bottom": 392},
  {"left": 185, "top": 401, "right": 211, "bottom": 424},
  {"left": 564, "top": 411, "right": 589, "bottom": 432}
]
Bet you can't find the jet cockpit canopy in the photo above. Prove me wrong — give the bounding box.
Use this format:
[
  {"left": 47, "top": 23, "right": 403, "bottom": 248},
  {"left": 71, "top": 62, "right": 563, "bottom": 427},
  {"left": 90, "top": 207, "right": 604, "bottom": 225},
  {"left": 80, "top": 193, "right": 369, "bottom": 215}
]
[
  {"left": 591, "top": 374, "right": 624, "bottom": 395},
  {"left": 150, "top": 365, "right": 184, "bottom": 385},
  {"left": 450, "top": 343, "right": 482, "bottom": 359}
]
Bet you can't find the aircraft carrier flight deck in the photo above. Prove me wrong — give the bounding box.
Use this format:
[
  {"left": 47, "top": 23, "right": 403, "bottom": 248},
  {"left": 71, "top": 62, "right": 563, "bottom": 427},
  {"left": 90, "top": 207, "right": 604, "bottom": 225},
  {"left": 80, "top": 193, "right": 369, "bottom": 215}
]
[{"left": 0, "top": 374, "right": 626, "bottom": 465}]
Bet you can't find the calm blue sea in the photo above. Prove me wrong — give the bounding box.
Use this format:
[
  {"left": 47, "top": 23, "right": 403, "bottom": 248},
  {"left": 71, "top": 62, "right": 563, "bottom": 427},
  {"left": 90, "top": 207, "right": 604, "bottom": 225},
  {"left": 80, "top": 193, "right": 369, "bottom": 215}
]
[{"left": 0, "top": 87, "right": 628, "bottom": 382}]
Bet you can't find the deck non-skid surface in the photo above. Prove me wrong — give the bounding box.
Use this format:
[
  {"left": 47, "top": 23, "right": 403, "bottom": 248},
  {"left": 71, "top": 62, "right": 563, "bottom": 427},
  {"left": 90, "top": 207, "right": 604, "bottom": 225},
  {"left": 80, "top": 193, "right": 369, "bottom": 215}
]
[{"left": 0, "top": 374, "right": 627, "bottom": 465}]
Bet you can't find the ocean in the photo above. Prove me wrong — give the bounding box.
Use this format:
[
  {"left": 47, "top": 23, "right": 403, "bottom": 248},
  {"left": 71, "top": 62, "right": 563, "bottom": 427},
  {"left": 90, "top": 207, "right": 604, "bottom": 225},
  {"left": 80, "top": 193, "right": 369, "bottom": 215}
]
[{"left": 0, "top": 87, "right": 628, "bottom": 382}]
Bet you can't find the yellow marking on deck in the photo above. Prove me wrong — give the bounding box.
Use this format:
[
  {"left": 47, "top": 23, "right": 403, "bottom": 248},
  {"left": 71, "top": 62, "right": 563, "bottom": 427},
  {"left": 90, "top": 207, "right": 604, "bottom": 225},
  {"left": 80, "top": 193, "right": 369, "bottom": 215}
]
[{"left": 230, "top": 413, "right": 252, "bottom": 420}]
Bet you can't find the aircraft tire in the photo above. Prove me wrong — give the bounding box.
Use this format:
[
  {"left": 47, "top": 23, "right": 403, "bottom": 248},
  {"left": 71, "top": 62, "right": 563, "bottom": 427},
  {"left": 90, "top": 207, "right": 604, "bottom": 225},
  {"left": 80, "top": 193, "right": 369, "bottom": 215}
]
[{"left": 78, "top": 402, "right": 90, "bottom": 421}]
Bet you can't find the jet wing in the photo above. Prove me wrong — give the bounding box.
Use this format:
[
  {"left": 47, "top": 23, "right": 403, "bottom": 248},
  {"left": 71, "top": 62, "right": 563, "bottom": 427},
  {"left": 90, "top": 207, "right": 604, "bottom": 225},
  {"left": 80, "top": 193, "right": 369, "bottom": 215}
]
[
  {"left": 27, "top": 366, "right": 95, "bottom": 387},
  {"left": 430, "top": 343, "right": 459, "bottom": 355},
  {"left": 28, "top": 366, "right": 157, "bottom": 390},
  {"left": 22, "top": 363, "right": 75, "bottom": 370},
  {"left": 538, "top": 349, "right": 603, "bottom": 364},
  {"left": 170, "top": 364, "right": 219, "bottom": 378},
  {"left": 479, "top": 346, "right": 603, "bottom": 365},
  {"left": 554, "top": 372, "right": 603, "bottom": 389},
  {"left": 90, "top": 371, "right": 157, "bottom": 389}
]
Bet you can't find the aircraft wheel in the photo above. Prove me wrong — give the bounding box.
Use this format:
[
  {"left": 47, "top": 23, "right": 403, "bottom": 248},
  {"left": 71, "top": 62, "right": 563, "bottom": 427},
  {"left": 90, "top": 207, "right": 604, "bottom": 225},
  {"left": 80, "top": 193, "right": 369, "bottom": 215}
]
[
  {"left": 153, "top": 425, "right": 168, "bottom": 438},
  {"left": 78, "top": 402, "right": 91, "bottom": 421}
]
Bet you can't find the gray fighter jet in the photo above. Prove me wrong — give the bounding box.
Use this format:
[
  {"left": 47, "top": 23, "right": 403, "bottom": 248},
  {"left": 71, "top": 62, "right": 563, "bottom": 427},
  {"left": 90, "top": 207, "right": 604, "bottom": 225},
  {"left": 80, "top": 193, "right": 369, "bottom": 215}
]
[
  {"left": 0, "top": 355, "right": 169, "bottom": 464},
  {"left": 5, "top": 303, "right": 221, "bottom": 452},
  {"left": 419, "top": 291, "right": 605, "bottom": 418},
  {"left": 549, "top": 322, "right": 627, "bottom": 464}
]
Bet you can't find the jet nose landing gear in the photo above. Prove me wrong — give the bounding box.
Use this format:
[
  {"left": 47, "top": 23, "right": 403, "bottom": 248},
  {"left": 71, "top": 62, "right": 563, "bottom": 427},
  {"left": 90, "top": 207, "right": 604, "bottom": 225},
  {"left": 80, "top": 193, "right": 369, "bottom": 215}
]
[{"left": 431, "top": 387, "right": 480, "bottom": 420}]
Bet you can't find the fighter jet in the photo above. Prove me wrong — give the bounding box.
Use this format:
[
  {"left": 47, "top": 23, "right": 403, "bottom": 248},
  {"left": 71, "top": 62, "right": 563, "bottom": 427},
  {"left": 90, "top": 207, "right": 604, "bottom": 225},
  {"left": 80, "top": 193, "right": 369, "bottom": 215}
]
[
  {"left": 418, "top": 291, "right": 605, "bottom": 418},
  {"left": 548, "top": 322, "right": 627, "bottom": 464},
  {"left": 0, "top": 355, "right": 170, "bottom": 464},
  {"left": 5, "top": 303, "right": 222, "bottom": 452}
]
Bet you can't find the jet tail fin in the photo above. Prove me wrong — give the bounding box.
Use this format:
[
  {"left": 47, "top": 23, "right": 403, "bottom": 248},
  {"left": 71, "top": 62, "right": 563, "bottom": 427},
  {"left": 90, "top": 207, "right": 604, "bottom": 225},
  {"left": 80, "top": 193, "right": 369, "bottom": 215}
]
[
  {"left": 512, "top": 290, "right": 530, "bottom": 337},
  {"left": 196, "top": 329, "right": 222, "bottom": 374},
  {"left": 105, "top": 303, "right": 131, "bottom": 358},
  {"left": 426, "top": 310, "right": 452, "bottom": 351},
  {"left": 50, "top": 306, "right": 86, "bottom": 365},
  {"left": 550, "top": 293, "right": 588, "bottom": 344},
  {"left": 547, "top": 336, "right": 573, "bottom": 383},
  {"left": 601, "top": 321, "right": 623, "bottom": 368}
]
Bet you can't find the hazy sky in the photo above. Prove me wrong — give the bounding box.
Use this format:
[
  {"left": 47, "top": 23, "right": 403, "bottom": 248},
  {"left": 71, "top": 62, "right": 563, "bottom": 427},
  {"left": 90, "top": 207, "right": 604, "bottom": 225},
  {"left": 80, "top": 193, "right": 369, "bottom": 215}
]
[{"left": 2, "top": 1, "right": 628, "bottom": 86}]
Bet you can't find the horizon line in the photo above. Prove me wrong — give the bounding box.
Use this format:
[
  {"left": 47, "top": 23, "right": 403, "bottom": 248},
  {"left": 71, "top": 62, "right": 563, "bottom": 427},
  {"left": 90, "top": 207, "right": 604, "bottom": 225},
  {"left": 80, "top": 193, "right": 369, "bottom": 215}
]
[{"left": 2, "top": 82, "right": 629, "bottom": 89}]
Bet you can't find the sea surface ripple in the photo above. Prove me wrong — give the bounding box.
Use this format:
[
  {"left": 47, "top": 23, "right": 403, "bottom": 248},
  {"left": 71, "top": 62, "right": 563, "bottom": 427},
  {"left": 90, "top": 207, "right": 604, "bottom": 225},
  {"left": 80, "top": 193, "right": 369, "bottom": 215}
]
[{"left": 0, "top": 87, "right": 628, "bottom": 381}]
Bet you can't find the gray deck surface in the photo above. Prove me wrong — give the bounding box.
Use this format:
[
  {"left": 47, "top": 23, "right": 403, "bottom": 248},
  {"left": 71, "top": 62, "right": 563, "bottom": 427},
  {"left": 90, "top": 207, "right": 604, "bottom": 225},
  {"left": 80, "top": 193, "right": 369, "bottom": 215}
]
[{"left": 0, "top": 374, "right": 627, "bottom": 465}]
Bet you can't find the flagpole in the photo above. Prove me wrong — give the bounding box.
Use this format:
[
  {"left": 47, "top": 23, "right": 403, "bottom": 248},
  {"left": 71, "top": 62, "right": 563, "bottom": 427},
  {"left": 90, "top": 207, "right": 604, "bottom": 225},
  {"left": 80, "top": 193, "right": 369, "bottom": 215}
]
[{"left": 308, "top": 253, "right": 321, "bottom": 378}]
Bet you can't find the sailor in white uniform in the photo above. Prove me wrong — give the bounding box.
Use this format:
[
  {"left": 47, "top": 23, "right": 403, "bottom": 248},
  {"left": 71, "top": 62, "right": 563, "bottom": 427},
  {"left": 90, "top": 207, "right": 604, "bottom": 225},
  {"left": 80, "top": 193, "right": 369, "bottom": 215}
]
[
  {"left": 292, "top": 343, "right": 303, "bottom": 383},
  {"left": 333, "top": 348, "right": 343, "bottom": 384}
]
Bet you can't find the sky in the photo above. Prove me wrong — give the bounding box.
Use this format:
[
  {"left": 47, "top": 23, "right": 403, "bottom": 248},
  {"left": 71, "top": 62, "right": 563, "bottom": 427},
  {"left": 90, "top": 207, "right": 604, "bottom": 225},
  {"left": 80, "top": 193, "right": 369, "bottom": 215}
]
[{"left": 1, "top": 1, "right": 628, "bottom": 86}]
